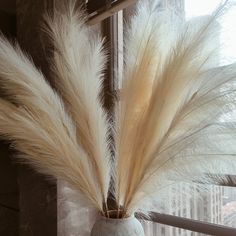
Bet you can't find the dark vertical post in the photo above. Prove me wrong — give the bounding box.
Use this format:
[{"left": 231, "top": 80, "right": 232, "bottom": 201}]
[{"left": 16, "top": 1, "right": 57, "bottom": 235}]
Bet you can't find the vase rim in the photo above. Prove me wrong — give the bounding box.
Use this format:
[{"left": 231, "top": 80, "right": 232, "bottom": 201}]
[{"left": 99, "top": 213, "right": 135, "bottom": 221}]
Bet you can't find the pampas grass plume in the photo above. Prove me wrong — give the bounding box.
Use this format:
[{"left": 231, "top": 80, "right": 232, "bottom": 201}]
[{"left": 0, "top": 0, "right": 236, "bottom": 219}]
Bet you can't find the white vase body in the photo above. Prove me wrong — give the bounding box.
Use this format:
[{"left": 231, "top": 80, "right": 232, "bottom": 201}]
[{"left": 91, "top": 216, "right": 145, "bottom": 236}]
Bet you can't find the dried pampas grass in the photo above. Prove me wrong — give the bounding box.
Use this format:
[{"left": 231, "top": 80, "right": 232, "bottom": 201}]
[
  {"left": 44, "top": 1, "right": 111, "bottom": 208},
  {"left": 115, "top": 0, "right": 236, "bottom": 216},
  {"left": 0, "top": 0, "right": 236, "bottom": 219},
  {"left": 0, "top": 35, "right": 108, "bottom": 212}
]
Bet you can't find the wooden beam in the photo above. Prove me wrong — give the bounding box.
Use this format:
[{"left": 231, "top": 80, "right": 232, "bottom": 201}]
[{"left": 88, "top": 0, "right": 137, "bottom": 25}]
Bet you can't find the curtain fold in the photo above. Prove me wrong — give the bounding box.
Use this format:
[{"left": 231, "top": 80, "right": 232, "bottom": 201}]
[{"left": 58, "top": 181, "right": 99, "bottom": 236}]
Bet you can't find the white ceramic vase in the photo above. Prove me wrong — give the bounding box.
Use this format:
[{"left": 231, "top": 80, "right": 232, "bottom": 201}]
[{"left": 91, "top": 215, "right": 145, "bottom": 236}]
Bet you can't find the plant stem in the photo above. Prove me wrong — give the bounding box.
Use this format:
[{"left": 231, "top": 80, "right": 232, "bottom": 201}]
[{"left": 105, "top": 201, "right": 110, "bottom": 218}]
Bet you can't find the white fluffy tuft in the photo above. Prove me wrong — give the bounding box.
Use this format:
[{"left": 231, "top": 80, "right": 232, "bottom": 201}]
[
  {"left": 115, "top": 0, "right": 236, "bottom": 216},
  {"left": 0, "top": 0, "right": 236, "bottom": 219}
]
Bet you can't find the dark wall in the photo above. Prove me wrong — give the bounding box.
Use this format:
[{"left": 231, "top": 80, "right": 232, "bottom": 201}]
[
  {"left": 0, "top": 11, "right": 16, "bottom": 36},
  {"left": 0, "top": 143, "right": 19, "bottom": 236},
  {"left": 0, "top": 8, "right": 18, "bottom": 236},
  {"left": 0, "top": 0, "right": 57, "bottom": 235},
  {"left": 0, "top": 0, "right": 15, "bottom": 14},
  {"left": 17, "top": 1, "right": 57, "bottom": 235}
]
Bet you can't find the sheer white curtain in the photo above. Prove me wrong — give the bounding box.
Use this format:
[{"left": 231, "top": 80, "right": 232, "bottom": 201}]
[{"left": 58, "top": 180, "right": 99, "bottom": 236}]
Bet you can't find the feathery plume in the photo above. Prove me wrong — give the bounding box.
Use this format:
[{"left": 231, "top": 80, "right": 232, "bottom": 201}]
[
  {"left": 115, "top": 0, "right": 181, "bottom": 210},
  {"left": 0, "top": 36, "right": 108, "bottom": 212},
  {"left": 0, "top": 0, "right": 236, "bottom": 220},
  {"left": 44, "top": 0, "right": 111, "bottom": 204},
  {"left": 116, "top": 1, "right": 236, "bottom": 216}
]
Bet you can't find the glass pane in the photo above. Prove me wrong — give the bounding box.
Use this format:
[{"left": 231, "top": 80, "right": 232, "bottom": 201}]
[
  {"left": 185, "top": 0, "right": 236, "bottom": 65},
  {"left": 157, "top": 183, "right": 236, "bottom": 225},
  {"left": 141, "top": 220, "right": 209, "bottom": 236},
  {"left": 140, "top": 184, "right": 236, "bottom": 235}
]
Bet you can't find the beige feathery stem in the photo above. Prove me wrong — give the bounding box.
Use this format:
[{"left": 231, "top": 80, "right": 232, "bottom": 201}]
[
  {"left": 123, "top": 15, "right": 220, "bottom": 210},
  {"left": 1, "top": 0, "right": 236, "bottom": 219},
  {"left": 115, "top": 0, "right": 174, "bottom": 209},
  {"left": 44, "top": 0, "right": 111, "bottom": 204},
  {"left": 115, "top": 0, "right": 236, "bottom": 215},
  {"left": 0, "top": 35, "right": 107, "bottom": 211}
]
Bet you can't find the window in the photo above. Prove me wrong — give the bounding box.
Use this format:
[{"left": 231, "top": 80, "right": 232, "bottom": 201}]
[
  {"left": 173, "top": 227, "right": 176, "bottom": 236},
  {"left": 185, "top": 0, "right": 236, "bottom": 66},
  {"left": 161, "top": 227, "right": 165, "bottom": 235},
  {"left": 105, "top": 0, "right": 236, "bottom": 235}
]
